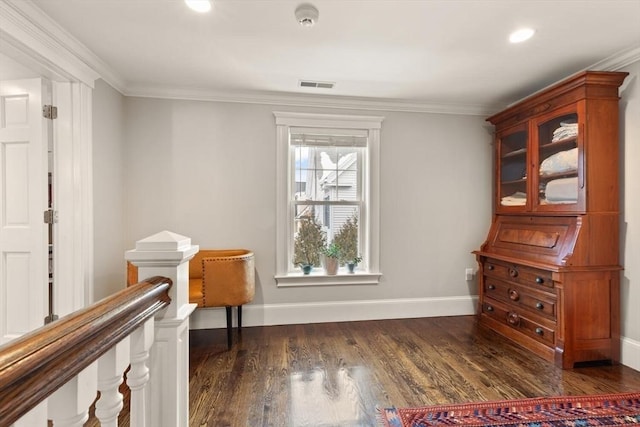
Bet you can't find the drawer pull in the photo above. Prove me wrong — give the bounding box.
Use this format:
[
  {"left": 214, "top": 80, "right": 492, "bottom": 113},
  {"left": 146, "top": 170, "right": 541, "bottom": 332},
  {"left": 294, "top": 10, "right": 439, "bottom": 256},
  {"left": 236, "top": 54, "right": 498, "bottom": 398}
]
[
  {"left": 508, "top": 289, "right": 520, "bottom": 301},
  {"left": 536, "top": 302, "right": 544, "bottom": 310},
  {"left": 535, "top": 277, "right": 544, "bottom": 284},
  {"left": 535, "top": 327, "right": 544, "bottom": 336},
  {"left": 507, "top": 312, "right": 520, "bottom": 326},
  {"left": 487, "top": 265, "right": 494, "bottom": 271},
  {"left": 486, "top": 305, "right": 494, "bottom": 312},
  {"left": 509, "top": 268, "right": 518, "bottom": 278},
  {"left": 488, "top": 284, "right": 495, "bottom": 290}
]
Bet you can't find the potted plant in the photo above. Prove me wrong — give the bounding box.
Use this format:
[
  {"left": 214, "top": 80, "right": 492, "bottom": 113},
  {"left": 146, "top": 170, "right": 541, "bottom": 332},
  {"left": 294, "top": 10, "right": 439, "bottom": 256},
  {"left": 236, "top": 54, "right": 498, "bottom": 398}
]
[
  {"left": 333, "top": 214, "right": 361, "bottom": 273},
  {"left": 322, "top": 242, "right": 341, "bottom": 275},
  {"left": 346, "top": 255, "right": 362, "bottom": 273},
  {"left": 293, "top": 216, "right": 326, "bottom": 274}
]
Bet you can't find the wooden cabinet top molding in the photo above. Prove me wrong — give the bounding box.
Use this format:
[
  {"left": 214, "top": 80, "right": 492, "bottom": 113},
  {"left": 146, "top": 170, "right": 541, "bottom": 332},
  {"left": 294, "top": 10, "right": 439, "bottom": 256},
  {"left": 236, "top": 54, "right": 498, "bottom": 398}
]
[{"left": 487, "top": 71, "right": 628, "bottom": 129}]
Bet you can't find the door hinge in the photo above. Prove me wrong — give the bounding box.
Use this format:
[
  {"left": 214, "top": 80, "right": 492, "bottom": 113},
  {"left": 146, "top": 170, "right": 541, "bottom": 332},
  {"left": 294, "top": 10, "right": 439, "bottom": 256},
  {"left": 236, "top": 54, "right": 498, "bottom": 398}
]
[
  {"left": 43, "top": 209, "right": 58, "bottom": 224},
  {"left": 43, "top": 105, "right": 58, "bottom": 120}
]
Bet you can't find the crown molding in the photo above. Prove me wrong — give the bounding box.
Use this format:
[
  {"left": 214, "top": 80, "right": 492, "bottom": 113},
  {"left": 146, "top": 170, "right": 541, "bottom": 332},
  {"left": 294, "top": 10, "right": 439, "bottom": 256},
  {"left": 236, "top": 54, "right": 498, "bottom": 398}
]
[
  {"left": 590, "top": 45, "right": 640, "bottom": 71},
  {"left": 499, "top": 44, "right": 640, "bottom": 111},
  {"left": 0, "top": 0, "right": 104, "bottom": 86},
  {"left": 94, "top": 44, "right": 640, "bottom": 116},
  {"left": 124, "top": 84, "right": 496, "bottom": 116}
]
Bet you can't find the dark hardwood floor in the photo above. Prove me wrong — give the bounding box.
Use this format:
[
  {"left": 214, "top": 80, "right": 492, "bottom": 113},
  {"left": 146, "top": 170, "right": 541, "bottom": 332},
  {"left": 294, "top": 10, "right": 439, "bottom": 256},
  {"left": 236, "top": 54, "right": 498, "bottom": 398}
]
[
  {"left": 87, "top": 315, "right": 640, "bottom": 426},
  {"left": 187, "top": 315, "right": 640, "bottom": 426}
]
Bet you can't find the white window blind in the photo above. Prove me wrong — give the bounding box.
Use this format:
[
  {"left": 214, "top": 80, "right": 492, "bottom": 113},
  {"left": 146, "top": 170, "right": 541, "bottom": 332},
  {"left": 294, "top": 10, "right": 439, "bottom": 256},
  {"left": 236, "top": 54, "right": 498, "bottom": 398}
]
[{"left": 290, "top": 127, "right": 368, "bottom": 147}]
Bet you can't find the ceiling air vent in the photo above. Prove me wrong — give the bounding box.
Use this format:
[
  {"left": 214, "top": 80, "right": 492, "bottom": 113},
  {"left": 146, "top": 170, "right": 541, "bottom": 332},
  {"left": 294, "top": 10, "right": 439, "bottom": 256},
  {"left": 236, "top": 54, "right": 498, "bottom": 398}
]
[{"left": 299, "top": 80, "right": 335, "bottom": 89}]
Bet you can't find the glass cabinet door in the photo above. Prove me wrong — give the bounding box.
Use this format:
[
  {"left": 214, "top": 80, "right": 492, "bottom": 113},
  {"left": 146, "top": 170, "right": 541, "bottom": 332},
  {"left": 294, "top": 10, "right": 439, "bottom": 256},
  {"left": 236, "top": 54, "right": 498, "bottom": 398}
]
[
  {"left": 497, "top": 124, "right": 528, "bottom": 212},
  {"left": 534, "top": 106, "right": 583, "bottom": 212}
]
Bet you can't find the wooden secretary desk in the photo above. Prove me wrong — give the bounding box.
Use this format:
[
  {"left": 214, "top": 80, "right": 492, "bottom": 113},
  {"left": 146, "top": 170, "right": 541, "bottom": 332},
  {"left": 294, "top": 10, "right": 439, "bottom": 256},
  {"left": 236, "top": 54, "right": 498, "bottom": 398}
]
[{"left": 474, "top": 71, "right": 628, "bottom": 369}]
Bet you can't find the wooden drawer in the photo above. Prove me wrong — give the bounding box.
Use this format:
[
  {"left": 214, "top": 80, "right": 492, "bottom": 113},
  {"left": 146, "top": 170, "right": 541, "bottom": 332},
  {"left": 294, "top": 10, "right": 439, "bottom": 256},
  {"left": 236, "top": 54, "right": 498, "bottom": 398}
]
[
  {"left": 484, "top": 278, "right": 556, "bottom": 320},
  {"left": 482, "top": 297, "right": 555, "bottom": 347},
  {"left": 484, "top": 259, "right": 553, "bottom": 289}
]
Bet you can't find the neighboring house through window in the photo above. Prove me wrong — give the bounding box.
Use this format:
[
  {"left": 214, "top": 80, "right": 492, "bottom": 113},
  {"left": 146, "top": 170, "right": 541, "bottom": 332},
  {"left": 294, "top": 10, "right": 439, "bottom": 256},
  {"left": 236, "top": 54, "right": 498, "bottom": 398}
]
[{"left": 274, "top": 112, "right": 383, "bottom": 286}]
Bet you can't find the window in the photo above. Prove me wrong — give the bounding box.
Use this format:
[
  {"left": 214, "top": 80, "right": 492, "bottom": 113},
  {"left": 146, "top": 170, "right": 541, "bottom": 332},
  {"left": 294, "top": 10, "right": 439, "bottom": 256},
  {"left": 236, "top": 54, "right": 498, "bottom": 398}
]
[{"left": 274, "top": 112, "right": 383, "bottom": 286}]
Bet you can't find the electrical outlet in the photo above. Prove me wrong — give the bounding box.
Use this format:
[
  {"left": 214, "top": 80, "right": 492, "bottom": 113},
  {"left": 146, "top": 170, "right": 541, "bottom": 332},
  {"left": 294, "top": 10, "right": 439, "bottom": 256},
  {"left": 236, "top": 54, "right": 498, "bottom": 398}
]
[{"left": 465, "top": 268, "right": 474, "bottom": 281}]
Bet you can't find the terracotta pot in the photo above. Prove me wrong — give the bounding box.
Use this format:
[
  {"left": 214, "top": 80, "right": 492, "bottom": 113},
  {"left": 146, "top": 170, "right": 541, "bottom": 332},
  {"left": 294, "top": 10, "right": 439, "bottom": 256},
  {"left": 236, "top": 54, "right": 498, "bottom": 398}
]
[{"left": 324, "top": 256, "right": 339, "bottom": 275}]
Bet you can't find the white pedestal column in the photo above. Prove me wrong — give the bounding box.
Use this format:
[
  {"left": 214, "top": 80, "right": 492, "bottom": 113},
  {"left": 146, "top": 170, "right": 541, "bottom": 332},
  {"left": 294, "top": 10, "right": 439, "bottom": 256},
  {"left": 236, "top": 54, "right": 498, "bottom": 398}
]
[
  {"left": 95, "top": 338, "right": 130, "bottom": 427},
  {"left": 125, "top": 230, "right": 198, "bottom": 427},
  {"left": 48, "top": 363, "right": 98, "bottom": 426}
]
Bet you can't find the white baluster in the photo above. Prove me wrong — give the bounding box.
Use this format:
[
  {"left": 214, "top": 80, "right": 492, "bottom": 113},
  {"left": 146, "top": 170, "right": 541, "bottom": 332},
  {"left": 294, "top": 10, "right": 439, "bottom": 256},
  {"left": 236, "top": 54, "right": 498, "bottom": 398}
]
[
  {"left": 127, "top": 318, "right": 154, "bottom": 427},
  {"left": 48, "top": 362, "right": 98, "bottom": 427},
  {"left": 95, "top": 337, "right": 131, "bottom": 427},
  {"left": 11, "top": 400, "right": 47, "bottom": 426}
]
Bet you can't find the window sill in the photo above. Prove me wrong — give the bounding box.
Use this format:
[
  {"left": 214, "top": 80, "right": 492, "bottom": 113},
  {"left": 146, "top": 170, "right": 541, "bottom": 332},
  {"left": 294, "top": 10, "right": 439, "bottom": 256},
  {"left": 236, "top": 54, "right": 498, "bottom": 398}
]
[{"left": 275, "top": 271, "right": 382, "bottom": 287}]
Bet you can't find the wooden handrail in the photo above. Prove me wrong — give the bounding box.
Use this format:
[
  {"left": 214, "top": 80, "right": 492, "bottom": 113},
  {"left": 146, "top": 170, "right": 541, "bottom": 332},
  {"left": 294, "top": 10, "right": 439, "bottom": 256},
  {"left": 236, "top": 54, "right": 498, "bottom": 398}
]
[{"left": 0, "top": 276, "right": 172, "bottom": 426}]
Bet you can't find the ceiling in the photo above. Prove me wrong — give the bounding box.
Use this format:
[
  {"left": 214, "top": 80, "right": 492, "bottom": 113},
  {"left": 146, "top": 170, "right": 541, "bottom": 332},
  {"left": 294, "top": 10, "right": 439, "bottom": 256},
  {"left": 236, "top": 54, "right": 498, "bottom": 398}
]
[{"left": 17, "top": 1, "right": 640, "bottom": 113}]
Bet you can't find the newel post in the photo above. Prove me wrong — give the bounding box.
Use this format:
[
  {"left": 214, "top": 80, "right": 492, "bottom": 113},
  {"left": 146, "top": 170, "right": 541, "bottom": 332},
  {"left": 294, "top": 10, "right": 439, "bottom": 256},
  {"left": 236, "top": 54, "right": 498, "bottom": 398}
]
[{"left": 125, "top": 231, "right": 199, "bottom": 427}]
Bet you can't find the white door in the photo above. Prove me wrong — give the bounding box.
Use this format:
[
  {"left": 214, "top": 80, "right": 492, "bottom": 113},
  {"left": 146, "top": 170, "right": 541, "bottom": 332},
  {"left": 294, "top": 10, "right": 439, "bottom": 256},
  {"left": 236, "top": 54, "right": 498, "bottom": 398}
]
[{"left": 0, "top": 78, "right": 49, "bottom": 343}]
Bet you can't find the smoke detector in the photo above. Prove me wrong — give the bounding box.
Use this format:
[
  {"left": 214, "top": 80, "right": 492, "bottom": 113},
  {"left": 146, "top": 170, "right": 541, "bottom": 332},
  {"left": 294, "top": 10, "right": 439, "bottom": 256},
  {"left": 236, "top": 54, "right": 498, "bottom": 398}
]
[{"left": 295, "top": 4, "right": 319, "bottom": 27}]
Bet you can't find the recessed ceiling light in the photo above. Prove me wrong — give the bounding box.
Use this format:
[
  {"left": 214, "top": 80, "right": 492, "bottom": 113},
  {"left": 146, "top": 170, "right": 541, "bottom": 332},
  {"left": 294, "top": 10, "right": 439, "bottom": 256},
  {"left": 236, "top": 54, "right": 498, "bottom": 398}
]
[
  {"left": 509, "top": 28, "right": 535, "bottom": 43},
  {"left": 185, "top": 0, "right": 212, "bottom": 13}
]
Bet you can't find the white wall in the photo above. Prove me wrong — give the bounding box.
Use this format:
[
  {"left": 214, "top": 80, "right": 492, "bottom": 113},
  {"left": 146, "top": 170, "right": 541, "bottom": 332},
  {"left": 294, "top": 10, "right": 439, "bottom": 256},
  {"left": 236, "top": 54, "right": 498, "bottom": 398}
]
[
  {"left": 122, "top": 98, "right": 492, "bottom": 320},
  {"left": 92, "top": 79, "right": 127, "bottom": 300},
  {"left": 620, "top": 59, "right": 640, "bottom": 369},
  {"left": 0, "top": 52, "right": 39, "bottom": 79}
]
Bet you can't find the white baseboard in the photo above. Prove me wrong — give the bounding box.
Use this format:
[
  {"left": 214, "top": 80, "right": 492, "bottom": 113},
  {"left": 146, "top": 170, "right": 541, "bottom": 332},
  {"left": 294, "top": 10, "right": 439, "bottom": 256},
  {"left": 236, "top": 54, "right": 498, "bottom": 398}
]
[
  {"left": 189, "top": 295, "right": 478, "bottom": 330},
  {"left": 621, "top": 335, "right": 640, "bottom": 372}
]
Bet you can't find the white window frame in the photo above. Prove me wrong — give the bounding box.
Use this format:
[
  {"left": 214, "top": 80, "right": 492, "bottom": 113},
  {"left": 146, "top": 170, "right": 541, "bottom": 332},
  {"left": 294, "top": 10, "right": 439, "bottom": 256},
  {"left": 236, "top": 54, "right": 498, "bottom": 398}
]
[{"left": 274, "top": 112, "right": 383, "bottom": 287}]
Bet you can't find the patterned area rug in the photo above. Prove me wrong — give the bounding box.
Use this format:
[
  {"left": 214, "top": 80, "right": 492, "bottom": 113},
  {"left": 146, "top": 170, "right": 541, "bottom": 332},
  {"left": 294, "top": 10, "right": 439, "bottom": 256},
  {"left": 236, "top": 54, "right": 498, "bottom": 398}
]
[{"left": 379, "top": 392, "right": 640, "bottom": 426}]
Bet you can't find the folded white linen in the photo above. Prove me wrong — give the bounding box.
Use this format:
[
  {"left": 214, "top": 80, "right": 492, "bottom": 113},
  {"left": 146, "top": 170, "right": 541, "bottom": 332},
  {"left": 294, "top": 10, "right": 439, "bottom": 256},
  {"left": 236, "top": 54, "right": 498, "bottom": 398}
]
[
  {"left": 501, "top": 191, "right": 527, "bottom": 206},
  {"left": 544, "top": 177, "right": 578, "bottom": 202},
  {"left": 540, "top": 148, "right": 578, "bottom": 176},
  {"left": 552, "top": 123, "right": 578, "bottom": 142}
]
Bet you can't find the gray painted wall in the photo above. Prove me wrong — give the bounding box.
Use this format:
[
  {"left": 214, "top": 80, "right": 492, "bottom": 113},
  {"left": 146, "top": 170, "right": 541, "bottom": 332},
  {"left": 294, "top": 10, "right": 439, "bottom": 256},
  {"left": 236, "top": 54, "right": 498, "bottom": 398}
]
[
  {"left": 92, "top": 79, "right": 127, "bottom": 300},
  {"left": 121, "top": 98, "right": 491, "bottom": 305},
  {"left": 620, "top": 60, "right": 640, "bottom": 345}
]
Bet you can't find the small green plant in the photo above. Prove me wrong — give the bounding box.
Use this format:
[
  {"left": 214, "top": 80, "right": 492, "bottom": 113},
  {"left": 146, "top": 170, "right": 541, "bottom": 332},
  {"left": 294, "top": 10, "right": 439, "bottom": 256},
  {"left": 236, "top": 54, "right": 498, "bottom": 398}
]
[
  {"left": 333, "top": 214, "right": 360, "bottom": 265},
  {"left": 293, "top": 216, "right": 326, "bottom": 268},
  {"left": 322, "top": 242, "right": 341, "bottom": 259}
]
